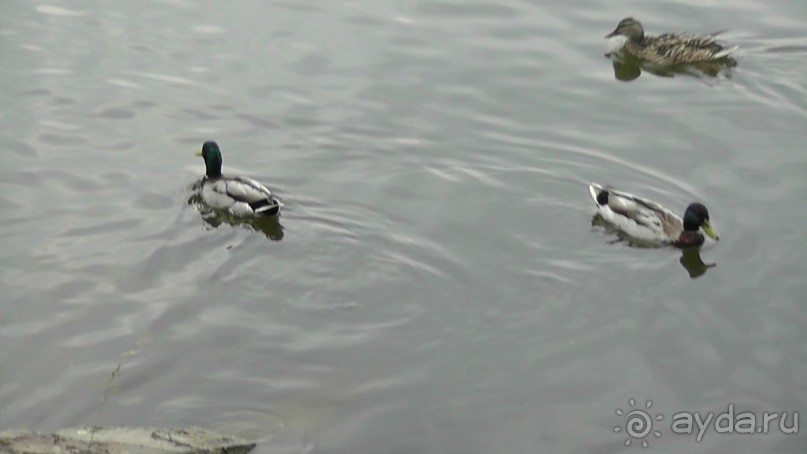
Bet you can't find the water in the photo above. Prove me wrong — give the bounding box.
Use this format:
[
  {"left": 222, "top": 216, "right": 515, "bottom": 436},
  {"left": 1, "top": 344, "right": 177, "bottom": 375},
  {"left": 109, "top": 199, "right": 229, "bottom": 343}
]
[{"left": 1, "top": 1, "right": 805, "bottom": 452}]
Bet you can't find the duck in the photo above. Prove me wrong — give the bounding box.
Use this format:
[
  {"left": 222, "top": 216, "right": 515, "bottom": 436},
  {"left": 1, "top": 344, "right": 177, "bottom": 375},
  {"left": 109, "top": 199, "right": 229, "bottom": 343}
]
[
  {"left": 589, "top": 183, "right": 718, "bottom": 247},
  {"left": 195, "top": 141, "right": 281, "bottom": 217},
  {"left": 605, "top": 17, "right": 737, "bottom": 65}
]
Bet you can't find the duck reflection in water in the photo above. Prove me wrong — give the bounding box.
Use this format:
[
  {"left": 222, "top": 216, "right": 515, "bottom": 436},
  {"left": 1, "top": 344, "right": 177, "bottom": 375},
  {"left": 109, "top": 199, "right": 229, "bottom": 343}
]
[
  {"left": 591, "top": 215, "right": 718, "bottom": 278},
  {"left": 591, "top": 215, "right": 717, "bottom": 278},
  {"left": 679, "top": 246, "right": 716, "bottom": 278},
  {"left": 607, "top": 50, "right": 736, "bottom": 82},
  {"left": 187, "top": 187, "right": 284, "bottom": 241}
]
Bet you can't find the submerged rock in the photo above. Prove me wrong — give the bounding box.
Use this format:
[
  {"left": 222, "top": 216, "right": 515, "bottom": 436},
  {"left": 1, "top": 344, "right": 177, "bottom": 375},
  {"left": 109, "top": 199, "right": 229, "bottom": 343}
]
[{"left": 0, "top": 426, "right": 256, "bottom": 454}]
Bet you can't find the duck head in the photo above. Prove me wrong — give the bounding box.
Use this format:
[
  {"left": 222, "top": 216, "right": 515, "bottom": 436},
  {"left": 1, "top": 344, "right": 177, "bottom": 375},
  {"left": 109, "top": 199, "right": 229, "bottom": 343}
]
[
  {"left": 683, "top": 203, "right": 719, "bottom": 240},
  {"left": 196, "top": 140, "right": 223, "bottom": 177},
  {"left": 606, "top": 17, "right": 645, "bottom": 41}
]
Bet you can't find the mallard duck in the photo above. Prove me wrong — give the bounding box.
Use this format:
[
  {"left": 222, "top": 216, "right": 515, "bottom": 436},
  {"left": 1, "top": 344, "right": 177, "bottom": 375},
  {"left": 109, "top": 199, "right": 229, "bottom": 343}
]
[
  {"left": 195, "top": 141, "right": 281, "bottom": 217},
  {"left": 589, "top": 183, "right": 718, "bottom": 247},
  {"left": 605, "top": 17, "right": 737, "bottom": 65}
]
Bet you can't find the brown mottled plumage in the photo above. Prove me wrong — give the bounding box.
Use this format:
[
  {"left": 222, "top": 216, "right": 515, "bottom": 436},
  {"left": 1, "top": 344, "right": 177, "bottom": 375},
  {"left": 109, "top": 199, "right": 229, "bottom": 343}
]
[{"left": 606, "top": 17, "right": 737, "bottom": 65}]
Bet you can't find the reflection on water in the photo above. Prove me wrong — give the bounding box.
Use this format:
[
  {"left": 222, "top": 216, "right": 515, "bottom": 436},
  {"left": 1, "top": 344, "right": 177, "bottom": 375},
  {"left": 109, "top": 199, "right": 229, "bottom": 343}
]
[
  {"left": 608, "top": 51, "right": 737, "bottom": 82},
  {"left": 592, "top": 214, "right": 717, "bottom": 278},
  {"left": 2, "top": 0, "right": 806, "bottom": 452},
  {"left": 679, "top": 247, "right": 716, "bottom": 278},
  {"left": 609, "top": 52, "right": 643, "bottom": 81}
]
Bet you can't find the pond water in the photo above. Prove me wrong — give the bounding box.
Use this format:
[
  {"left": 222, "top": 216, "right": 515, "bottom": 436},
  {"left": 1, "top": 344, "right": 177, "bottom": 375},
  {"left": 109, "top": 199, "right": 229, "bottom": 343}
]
[{"left": 1, "top": 1, "right": 805, "bottom": 452}]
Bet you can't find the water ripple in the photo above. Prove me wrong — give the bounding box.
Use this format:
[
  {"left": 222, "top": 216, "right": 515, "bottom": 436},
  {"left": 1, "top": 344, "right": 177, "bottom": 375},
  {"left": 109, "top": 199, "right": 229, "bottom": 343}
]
[{"left": 1, "top": 1, "right": 804, "bottom": 451}]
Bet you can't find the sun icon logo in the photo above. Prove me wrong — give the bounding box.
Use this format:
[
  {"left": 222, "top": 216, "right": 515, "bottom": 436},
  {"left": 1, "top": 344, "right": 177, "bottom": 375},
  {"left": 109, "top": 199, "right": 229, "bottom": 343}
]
[{"left": 614, "top": 399, "right": 663, "bottom": 448}]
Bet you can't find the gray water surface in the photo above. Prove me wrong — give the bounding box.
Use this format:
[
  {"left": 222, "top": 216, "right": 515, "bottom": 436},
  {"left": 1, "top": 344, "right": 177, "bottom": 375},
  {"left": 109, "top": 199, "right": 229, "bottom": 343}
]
[{"left": 1, "top": 1, "right": 805, "bottom": 453}]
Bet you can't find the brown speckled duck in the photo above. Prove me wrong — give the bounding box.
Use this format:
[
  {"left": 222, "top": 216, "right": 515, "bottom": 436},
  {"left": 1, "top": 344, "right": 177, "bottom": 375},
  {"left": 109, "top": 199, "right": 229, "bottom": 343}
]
[{"left": 605, "top": 17, "right": 737, "bottom": 65}]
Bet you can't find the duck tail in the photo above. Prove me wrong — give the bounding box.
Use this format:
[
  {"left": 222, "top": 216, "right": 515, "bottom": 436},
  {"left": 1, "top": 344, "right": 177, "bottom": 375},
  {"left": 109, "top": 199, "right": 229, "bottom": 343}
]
[
  {"left": 589, "top": 183, "right": 609, "bottom": 206},
  {"left": 713, "top": 45, "right": 738, "bottom": 59},
  {"left": 250, "top": 197, "right": 281, "bottom": 216},
  {"left": 255, "top": 204, "right": 280, "bottom": 216}
]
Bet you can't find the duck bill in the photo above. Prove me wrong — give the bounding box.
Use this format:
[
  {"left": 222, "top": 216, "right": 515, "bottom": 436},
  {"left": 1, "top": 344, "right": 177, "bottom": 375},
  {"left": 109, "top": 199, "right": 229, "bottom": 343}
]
[
  {"left": 605, "top": 30, "right": 618, "bottom": 38},
  {"left": 195, "top": 150, "right": 203, "bottom": 156},
  {"left": 701, "top": 221, "right": 719, "bottom": 240}
]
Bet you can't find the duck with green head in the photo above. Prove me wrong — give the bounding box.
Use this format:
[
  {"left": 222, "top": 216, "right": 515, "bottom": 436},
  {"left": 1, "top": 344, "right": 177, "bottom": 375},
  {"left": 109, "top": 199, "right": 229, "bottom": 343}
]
[
  {"left": 589, "top": 183, "right": 719, "bottom": 247},
  {"left": 606, "top": 17, "right": 737, "bottom": 65},
  {"left": 195, "top": 141, "right": 281, "bottom": 217}
]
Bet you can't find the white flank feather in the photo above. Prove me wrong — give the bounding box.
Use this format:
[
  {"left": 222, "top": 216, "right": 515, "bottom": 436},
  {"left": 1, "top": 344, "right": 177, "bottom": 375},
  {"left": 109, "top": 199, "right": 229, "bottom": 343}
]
[{"left": 588, "top": 182, "right": 674, "bottom": 243}]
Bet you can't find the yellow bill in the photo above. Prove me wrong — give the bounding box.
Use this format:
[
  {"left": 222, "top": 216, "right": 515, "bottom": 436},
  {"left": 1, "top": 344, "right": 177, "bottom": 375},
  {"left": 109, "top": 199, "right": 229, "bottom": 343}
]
[
  {"left": 701, "top": 220, "right": 719, "bottom": 240},
  {"left": 195, "top": 150, "right": 203, "bottom": 156}
]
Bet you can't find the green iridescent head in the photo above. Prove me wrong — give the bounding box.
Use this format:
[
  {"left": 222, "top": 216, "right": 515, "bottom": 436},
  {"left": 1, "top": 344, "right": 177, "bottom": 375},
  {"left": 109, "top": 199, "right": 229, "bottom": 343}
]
[
  {"left": 196, "top": 141, "right": 222, "bottom": 177},
  {"left": 683, "top": 203, "right": 719, "bottom": 240}
]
